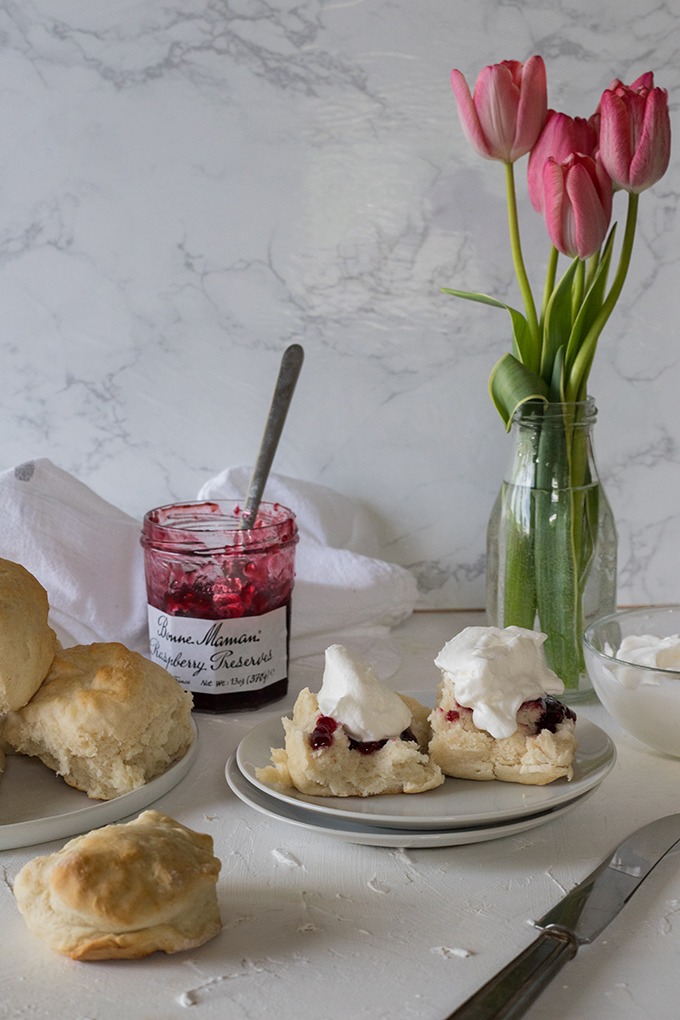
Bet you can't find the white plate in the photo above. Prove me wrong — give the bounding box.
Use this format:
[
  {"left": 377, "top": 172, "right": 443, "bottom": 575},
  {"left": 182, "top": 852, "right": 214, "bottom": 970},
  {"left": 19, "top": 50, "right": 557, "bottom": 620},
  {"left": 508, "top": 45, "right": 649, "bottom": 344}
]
[
  {"left": 226, "top": 754, "right": 596, "bottom": 848},
  {"left": 0, "top": 722, "right": 198, "bottom": 851},
  {"left": 236, "top": 699, "right": 615, "bottom": 831}
]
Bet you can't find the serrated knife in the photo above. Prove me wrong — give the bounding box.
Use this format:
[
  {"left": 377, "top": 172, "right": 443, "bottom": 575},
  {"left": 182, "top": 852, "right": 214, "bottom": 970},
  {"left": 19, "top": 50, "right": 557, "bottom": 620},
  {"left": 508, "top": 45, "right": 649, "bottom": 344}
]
[{"left": 446, "top": 813, "right": 680, "bottom": 1020}]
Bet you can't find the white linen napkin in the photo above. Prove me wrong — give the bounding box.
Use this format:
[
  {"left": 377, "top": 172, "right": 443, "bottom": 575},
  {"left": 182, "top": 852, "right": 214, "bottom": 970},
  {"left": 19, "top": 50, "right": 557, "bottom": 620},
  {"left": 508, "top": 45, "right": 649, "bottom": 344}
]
[
  {"left": 0, "top": 459, "right": 148, "bottom": 651},
  {"left": 0, "top": 459, "right": 417, "bottom": 675}
]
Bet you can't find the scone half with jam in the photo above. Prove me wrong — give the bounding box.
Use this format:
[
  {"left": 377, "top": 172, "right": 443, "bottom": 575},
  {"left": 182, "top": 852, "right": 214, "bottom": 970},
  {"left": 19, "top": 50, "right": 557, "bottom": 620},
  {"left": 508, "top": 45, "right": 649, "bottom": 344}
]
[
  {"left": 256, "top": 644, "right": 444, "bottom": 796},
  {"left": 428, "top": 626, "right": 577, "bottom": 786}
]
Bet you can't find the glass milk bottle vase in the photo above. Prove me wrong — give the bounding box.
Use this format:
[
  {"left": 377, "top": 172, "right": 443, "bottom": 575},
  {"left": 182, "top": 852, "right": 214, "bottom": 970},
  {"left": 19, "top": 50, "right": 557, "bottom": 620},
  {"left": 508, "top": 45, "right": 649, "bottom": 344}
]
[{"left": 486, "top": 398, "right": 617, "bottom": 700}]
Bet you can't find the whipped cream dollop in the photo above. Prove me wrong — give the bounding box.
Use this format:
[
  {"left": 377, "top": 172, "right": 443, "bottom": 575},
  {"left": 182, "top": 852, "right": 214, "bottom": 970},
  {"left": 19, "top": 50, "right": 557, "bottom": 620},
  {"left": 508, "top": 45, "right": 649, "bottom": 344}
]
[
  {"left": 434, "top": 626, "right": 564, "bottom": 739},
  {"left": 607, "top": 633, "right": 680, "bottom": 687},
  {"left": 317, "top": 644, "right": 411, "bottom": 742}
]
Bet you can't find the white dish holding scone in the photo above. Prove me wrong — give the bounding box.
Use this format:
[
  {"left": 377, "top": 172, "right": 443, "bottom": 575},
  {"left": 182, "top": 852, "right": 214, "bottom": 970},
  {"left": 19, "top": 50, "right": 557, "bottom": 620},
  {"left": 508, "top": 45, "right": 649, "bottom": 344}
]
[
  {"left": 0, "top": 719, "right": 197, "bottom": 851},
  {"left": 233, "top": 693, "right": 615, "bottom": 832},
  {"left": 226, "top": 754, "right": 598, "bottom": 847}
]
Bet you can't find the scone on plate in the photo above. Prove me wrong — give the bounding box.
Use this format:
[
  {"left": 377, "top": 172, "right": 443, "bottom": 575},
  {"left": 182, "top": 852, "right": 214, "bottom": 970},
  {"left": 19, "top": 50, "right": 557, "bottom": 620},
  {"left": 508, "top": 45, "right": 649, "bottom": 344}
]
[
  {"left": 256, "top": 644, "right": 444, "bottom": 796},
  {"left": 13, "top": 810, "right": 221, "bottom": 960},
  {"left": 0, "top": 557, "right": 58, "bottom": 714},
  {"left": 0, "top": 642, "right": 194, "bottom": 800},
  {"left": 428, "top": 626, "right": 577, "bottom": 786}
]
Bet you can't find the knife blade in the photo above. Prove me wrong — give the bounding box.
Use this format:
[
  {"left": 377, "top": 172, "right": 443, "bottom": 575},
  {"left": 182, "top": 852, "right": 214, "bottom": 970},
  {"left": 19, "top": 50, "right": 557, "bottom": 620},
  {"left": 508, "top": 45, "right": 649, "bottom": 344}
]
[{"left": 445, "top": 813, "right": 680, "bottom": 1020}]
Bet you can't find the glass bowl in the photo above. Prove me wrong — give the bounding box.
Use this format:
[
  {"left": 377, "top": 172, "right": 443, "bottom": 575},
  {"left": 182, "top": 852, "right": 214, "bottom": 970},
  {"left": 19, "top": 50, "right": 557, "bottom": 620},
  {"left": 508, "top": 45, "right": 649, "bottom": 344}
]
[{"left": 583, "top": 606, "right": 680, "bottom": 757}]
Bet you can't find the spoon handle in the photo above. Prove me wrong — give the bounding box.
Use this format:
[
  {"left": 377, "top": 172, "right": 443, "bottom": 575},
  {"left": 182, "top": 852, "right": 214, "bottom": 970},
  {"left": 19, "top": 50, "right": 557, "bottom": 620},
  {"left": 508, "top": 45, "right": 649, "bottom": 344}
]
[{"left": 240, "top": 343, "right": 304, "bottom": 528}]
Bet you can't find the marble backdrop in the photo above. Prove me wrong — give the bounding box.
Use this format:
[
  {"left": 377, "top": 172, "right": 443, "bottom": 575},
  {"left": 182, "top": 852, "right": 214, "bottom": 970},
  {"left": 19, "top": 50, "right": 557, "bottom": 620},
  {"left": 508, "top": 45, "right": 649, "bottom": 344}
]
[{"left": 0, "top": 1, "right": 678, "bottom": 609}]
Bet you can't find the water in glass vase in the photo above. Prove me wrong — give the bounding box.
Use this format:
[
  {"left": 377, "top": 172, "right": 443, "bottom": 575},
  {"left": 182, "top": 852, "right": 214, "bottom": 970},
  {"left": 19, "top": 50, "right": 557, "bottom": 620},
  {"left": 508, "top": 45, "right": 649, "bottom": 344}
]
[{"left": 486, "top": 398, "right": 617, "bottom": 701}]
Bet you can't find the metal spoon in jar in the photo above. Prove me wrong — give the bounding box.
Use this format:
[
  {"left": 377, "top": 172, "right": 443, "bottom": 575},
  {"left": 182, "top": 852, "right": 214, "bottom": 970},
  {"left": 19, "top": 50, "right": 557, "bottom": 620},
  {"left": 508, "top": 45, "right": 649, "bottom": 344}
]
[{"left": 239, "top": 343, "right": 304, "bottom": 530}]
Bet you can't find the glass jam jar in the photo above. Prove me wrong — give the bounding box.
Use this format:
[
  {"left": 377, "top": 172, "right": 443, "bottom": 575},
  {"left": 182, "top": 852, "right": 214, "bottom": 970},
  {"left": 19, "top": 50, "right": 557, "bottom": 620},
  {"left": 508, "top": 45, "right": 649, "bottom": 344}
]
[{"left": 141, "top": 500, "right": 298, "bottom": 713}]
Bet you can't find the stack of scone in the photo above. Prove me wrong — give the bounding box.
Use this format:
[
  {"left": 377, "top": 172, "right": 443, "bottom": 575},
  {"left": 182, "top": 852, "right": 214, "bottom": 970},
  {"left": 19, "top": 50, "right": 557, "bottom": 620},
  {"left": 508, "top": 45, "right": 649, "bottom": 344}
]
[
  {"left": 0, "top": 557, "right": 194, "bottom": 799},
  {"left": 0, "top": 558, "right": 220, "bottom": 961}
]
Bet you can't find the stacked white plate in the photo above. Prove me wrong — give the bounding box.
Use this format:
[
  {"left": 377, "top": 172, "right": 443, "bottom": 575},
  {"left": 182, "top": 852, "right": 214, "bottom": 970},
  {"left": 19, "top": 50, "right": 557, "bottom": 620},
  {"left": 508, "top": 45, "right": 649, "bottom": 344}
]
[{"left": 226, "top": 697, "right": 616, "bottom": 848}]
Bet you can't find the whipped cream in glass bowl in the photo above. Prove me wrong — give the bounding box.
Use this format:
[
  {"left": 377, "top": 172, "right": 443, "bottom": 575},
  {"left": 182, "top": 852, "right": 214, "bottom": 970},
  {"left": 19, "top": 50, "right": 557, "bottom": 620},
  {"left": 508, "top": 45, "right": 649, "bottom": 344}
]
[{"left": 583, "top": 606, "right": 680, "bottom": 756}]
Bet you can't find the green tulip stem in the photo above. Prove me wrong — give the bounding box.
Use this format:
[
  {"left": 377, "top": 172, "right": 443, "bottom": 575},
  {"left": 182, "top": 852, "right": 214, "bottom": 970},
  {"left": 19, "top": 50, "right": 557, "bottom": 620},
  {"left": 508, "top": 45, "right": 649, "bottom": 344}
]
[
  {"left": 500, "top": 401, "right": 595, "bottom": 689},
  {"left": 567, "top": 192, "right": 640, "bottom": 401},
  {"left": 605, "top": 191, "right": 640, "bottom": 314},
  {"left": 504, "top": 161, "right": 540, "bottom": 372},
  {"left": 585, "top": 250, "right": 600, "bottom": 291},
  {"left": 572, "top": 259, "right": 585, "bottom": 321},
  {"left": 540, "top": 245, "right": 559, "bottom": 330}
]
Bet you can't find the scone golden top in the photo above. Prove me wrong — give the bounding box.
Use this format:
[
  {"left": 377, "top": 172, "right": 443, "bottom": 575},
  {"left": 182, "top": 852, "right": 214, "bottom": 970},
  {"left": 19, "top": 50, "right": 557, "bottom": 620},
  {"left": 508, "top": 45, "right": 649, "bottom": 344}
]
[
  {"left": 0, "top": 557, "right": 58, "bottom": 713},
  {"left": 13, "top": 810, "right": 222, "bottom": 960},
  {"left": 0, "top": 642, "right": 194, "bottom": 799}
]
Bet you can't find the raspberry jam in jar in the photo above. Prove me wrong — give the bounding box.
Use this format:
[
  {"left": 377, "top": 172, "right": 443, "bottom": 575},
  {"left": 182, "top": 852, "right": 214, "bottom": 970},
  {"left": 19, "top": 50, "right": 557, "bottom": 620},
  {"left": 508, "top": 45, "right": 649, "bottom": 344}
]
[{"left": 141, "top": 500, "right": 298, "bottom": 713}]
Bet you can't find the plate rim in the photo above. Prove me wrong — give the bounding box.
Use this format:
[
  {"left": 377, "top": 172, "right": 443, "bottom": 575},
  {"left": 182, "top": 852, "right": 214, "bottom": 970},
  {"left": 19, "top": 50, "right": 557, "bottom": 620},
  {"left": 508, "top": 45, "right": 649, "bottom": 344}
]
[
  {"left": 225, "top": 753, "right": 597, "bottom": 848},
  {"left": 0, "top": 719, "right": 198, "bottom": 851},
  {"left": 235, "top": 695, "right": 616, "bottom": 831}
]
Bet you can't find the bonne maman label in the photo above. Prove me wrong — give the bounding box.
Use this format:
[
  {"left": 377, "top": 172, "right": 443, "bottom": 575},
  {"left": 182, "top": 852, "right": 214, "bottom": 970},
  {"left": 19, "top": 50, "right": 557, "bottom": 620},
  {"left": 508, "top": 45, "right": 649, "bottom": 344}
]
[{"left": 146, "top": 605, "right": 288, "bottom": 694}]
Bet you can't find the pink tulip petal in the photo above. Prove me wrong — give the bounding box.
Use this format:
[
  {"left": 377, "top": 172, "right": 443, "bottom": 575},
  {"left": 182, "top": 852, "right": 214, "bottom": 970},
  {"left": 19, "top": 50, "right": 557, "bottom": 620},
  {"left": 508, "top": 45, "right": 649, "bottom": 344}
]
[
  {"left": 514, "top": 56, "right": 548, "bottom": 160},
  {"left": 474, "top": 64, "right": 521, "bottom": 161},
  {"left": 630, "top": 71, "right": 655, "bottom": 92},
  {"left": 628, "top": 89, "right": 671, "bottom": 191},
  {"left": 451, "top": 68, "right": 496, "bottom": 159},
  {"left": 541, "top": 160, "right": 568, "bottom": 253},
  {"left": 599, "top": 91, "right": 634, "bottom": 187},
  {"left": 565, "top": 163, "right": 610, "bottom": 259}
]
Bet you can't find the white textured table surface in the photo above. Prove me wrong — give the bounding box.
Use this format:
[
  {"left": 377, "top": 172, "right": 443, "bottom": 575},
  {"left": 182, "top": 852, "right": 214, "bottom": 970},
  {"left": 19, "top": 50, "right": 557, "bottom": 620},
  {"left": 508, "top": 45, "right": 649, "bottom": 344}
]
[{"left": 2, "top": 610, "right": 680, "bottom": 1020}]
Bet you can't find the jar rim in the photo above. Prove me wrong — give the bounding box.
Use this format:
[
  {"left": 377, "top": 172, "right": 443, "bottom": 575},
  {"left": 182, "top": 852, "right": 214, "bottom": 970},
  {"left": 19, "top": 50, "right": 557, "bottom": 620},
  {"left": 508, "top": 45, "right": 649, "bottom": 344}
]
[{"left": 141, "top": 499, "right": 298, "bottom": 555}]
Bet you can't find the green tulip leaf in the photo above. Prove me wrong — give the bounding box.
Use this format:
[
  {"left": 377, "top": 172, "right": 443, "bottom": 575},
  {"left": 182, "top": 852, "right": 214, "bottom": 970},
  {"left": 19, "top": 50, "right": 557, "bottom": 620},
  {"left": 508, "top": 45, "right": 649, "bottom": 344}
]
[
  {"left": 488, "top": 353, "right": 550, "bottom": 429},
  {"left": 541, "top": 258, "right": 579, "bottom": 381},
  {"left": 549, "top": 345, "right": 566, "bottom": 401},
  {"left": 442, "top": 288, "right": 532, "bottom": 365},
  {"left": 565, "top": 227, "right": 616, "bottom": 384}
]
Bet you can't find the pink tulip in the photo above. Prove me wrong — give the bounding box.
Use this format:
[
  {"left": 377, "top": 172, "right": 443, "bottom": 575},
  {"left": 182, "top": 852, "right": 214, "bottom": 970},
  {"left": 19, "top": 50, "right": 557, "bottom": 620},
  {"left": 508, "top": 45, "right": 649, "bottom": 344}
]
[
  {"left": 598, "top": 73, "right": 670, "bottom": 193},
  {"left": 451, "top": 56, "right": 547, "bottom": 163},
  {"left": 542, "top": 153, "right": 612, "bottom": 259},
  {"left": 528, "top": 110, "right": 599, "bottom": 212}
]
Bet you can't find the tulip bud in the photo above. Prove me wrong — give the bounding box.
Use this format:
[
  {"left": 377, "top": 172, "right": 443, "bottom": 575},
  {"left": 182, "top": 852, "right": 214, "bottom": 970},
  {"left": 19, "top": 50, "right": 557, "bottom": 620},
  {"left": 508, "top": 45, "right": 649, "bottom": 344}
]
[
  {"left": 451, "top": 56, "right": 547, "bottom": 163},
  {"left": 542, "top": 153, "right": 612, "bottom": 259},
  {"left": 598, "top": 73, "right": 671, "bottom": 193},
  {"left": 528, "top": 110, "right": 599, "bottom": 212}
]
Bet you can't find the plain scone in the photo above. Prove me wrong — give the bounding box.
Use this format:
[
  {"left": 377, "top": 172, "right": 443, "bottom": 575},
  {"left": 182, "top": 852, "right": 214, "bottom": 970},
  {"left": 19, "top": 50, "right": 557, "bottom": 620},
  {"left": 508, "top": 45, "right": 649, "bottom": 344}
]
[
  {"left": 257, "top": 687, "right": 444, "bottom": 796},
  {"left": 0, "top": 557, "right": 58, "bottom": 714},
  {"left": 428, "top": 680, "right": 577, "bottom": 785},
  {"left": 0, "top": 642, "right": 194, "bottom": 799},
  {"left": 13, "top": 810, "right": 222, "bottom": 960}
]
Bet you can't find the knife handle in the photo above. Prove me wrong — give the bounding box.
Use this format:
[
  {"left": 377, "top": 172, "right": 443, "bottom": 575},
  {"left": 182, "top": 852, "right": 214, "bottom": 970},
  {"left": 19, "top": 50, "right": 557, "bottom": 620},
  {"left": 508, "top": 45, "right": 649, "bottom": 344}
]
[{"left": 445, "top": 927, "right": 579, "bottom": 1020}]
